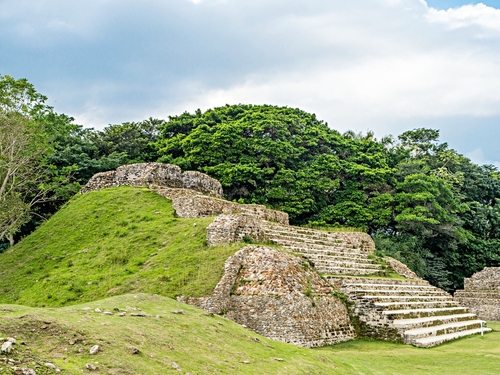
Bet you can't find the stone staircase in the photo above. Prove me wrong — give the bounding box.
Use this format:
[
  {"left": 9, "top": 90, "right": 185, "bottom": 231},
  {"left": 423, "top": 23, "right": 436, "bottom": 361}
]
[
  {"left": 328, "top": 277, "right": 491, "bottom": 348},
  {"left": 204, "top": 206, "right": 492, "bottom": 347},
  {"left": 263, "top": 222, "right": 382, "bottom": 276}
]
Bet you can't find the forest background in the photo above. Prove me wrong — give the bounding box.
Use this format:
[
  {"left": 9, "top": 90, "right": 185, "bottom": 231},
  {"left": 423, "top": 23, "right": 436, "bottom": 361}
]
[{"left": 1, "top": 74, "right": 499, "bottom": 292}]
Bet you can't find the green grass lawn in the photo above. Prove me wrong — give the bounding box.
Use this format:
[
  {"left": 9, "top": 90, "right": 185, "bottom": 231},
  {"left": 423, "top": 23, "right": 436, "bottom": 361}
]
[
  {"left": 0, "top": 187, "right": 240, "bottom": 307},
  {"left": 0, "top": 295, "right": 498, "bottom": 375},
  {"left": 321, "top": 322, "right": 500, "bottom": 375}
]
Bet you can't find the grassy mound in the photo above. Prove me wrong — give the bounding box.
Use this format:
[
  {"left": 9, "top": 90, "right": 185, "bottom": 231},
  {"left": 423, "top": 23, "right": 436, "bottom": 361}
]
[
  {"left": 0, "top": 187, "right": 239, "bottom": 307},
  {"left": 0, "top": 295, "right": 499, "bottom": 374}
]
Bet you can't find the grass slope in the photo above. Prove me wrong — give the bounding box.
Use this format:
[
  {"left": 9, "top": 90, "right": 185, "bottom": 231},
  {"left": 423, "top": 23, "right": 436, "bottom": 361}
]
[
  {"left": 0, "top": 295, "right": 499, "bottom": 375},
  {"left": 0, "top": 187, "right": 239, "bottom": 307}
]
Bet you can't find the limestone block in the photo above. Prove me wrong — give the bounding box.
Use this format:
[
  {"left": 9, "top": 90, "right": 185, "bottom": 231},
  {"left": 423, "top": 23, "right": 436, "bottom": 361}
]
[{"left": 206, "top": 214, "right": 266, "bottom": 246}]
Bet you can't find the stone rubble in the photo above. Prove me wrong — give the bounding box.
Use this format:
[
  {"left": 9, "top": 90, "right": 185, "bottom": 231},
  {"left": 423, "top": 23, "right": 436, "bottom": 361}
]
[
  {"left": 89, "top": 345, "right": 100, "bottom": 355},
  {"left": 1, "top": 341, "right": 13, "bottom": 353},
  {"left": 86, "top": 363, "right": 98, "bottom": 371}
]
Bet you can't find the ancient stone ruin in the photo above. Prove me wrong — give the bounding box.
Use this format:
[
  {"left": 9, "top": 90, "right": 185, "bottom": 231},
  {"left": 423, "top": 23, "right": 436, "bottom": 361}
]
[
  {"left": 182, "top": 245, "right": 356, "bottom": 347},
  {"left": 82, "top": 163, "right": 288, "bottom": 224},
  {"left": 81, "top": 162, "right": 224, "bottom": 198},
  {"left": 82, "top": 163, "right": 492, "bottom": 348},
  {"left": 454, "top": 267, "right": 500, "bottom": 321}
]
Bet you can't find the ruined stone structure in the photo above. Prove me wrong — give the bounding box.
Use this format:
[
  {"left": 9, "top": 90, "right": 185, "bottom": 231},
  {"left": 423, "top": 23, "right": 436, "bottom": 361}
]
[
  {"left": 81, "top": 163, "right": 224, "bottom": 198},
  {"left": 82, "top": 163, "right": 288, "bottom": 224},
  {"left": 454, "top": 267, "right": 500, "bottom": 321},
  {"left": 183, "top": 246, "right": 356, "bottom": 347},
  {"left": 383, "top": 257, "right": 421, "bottom": 280},
  {"left": 82, "top": 163, "right": 491, "bottom": 347}
]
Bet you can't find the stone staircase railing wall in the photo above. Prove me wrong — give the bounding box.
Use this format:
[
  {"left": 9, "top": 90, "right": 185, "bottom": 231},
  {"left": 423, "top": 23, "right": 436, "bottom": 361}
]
[
  {"left": 454, "top": 267, "right": 500, "bottom": 321},
  {"left": 161, "top": 194, "right": 288, "bottom": 224}
]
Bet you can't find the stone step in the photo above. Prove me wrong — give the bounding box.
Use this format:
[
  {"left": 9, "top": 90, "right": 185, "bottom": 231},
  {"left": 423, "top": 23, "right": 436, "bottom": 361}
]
[
  {"left": 318, "top": 267, "right": 383, "bottom": 276},
  {"left": 290, "top": 249, "right": 372, "bottom": 261},
  {"left": 343, "top": 286, "right": 438, "bottom": 294},
  {"left": 264, "top": 226, "right": 358, "bottom": 240},
  {"left": 350, "top": 289, "right": 449, "bottom": 297},
  {"left": 342, "top": 283, "right": 435, "bottom": 291},
  {"left": 361, "top": 295, "right": 453, "bottom": 303},
  {"left": 271, "top": 240, "right": 368, "bottom": 254},
  {"left": 375, "top": 300, "right": 459, "bottom": 310},
  {"left": 404, "top": 320, "right": 484, "bottom": 344},
  {"left": 285, "top": 248, "right": 371, "bottom": 261},
  {"left": 268, "top": 239, "right": 359, "bottom": 251},
  {"left": 297, "top": 253, "right": 374, "bottom": 263},
  {"left": 264, "top": 225, "right": 373, "bottom": 250},
  {"left": 393, "top": 313, "right": 478, "bottom": 330},
  {"left": 382, "top": 306, "right": 469, "bottom": 320},
  {"left": 265, "top": 229, "right": 346, "bottom": 240},
  {"left": 310, "top": 260, "right": 381, "bottom": 270},
  {"left": 340, "top": 278, "right": 430, "bottom": 286},
  {"left": 413, "top": 327, "right": 492, "bottom": 348},
  {"left": 283, "top": 245, "right": 370, "bottom": 256}
]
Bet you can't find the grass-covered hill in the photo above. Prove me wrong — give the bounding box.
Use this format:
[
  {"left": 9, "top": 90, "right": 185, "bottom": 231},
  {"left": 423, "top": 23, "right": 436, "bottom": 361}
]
[{"left": 0, "top": 187, "right": 239, "bottom": 307}]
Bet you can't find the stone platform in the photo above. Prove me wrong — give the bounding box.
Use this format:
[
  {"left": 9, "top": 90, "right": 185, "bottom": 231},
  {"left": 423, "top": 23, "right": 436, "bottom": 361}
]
[{"left": 454, "top": 267, "right": 500, "bottom": 321}]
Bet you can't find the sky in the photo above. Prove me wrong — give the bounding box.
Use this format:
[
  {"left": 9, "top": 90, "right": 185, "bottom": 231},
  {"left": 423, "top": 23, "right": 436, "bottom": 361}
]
[{"left": 1, "top": 0, "right": 499, "bottom": 167}]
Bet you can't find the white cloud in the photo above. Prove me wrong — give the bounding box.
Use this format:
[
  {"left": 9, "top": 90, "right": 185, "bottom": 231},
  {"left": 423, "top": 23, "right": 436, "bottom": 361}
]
[
  {"left": 1, "top": 0, "right": 499, "bottom": 160},
  {"left": 426, "top": 3, "right": 500, "bottom": 32}
]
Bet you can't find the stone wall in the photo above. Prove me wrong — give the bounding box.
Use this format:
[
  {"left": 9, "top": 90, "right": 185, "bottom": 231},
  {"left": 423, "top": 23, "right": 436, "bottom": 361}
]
[
  {"left": 206, "top": 215, "right": 266, "bottom": 246},
  {"left": 463, "top": 267, "right": 500, "bottom": 290},
  {"left": 158, "top": 194, "right": 288, "bottom": 225},
  {"left": 81, "top": 163, "right": 223, "bottom": 198},
  {"left": 183, "top": 246, "right": 355, "bottom": 347},
  {"left": 454, "top": 267, "right": 500, "bottom": 321},
  {"left": 82, "top": 163, "right": 288, "bottom": 224}
]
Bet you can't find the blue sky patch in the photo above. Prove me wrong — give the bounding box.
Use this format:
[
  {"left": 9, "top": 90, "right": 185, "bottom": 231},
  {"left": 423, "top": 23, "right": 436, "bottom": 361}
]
[{"left": 426, "top": 0, "right": 500, "bottom": 9}]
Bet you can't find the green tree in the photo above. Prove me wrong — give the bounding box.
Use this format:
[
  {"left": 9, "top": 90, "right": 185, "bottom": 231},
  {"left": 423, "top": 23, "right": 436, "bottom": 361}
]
[
  {"left": 156, "top": 104, "right": 344, "bottom": 222},
  {"left": 93, "top": 118, "right": 162, "bottom": 163},
  {"left": 0, "top": 111, "right": 49, "bottom": 245}
]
